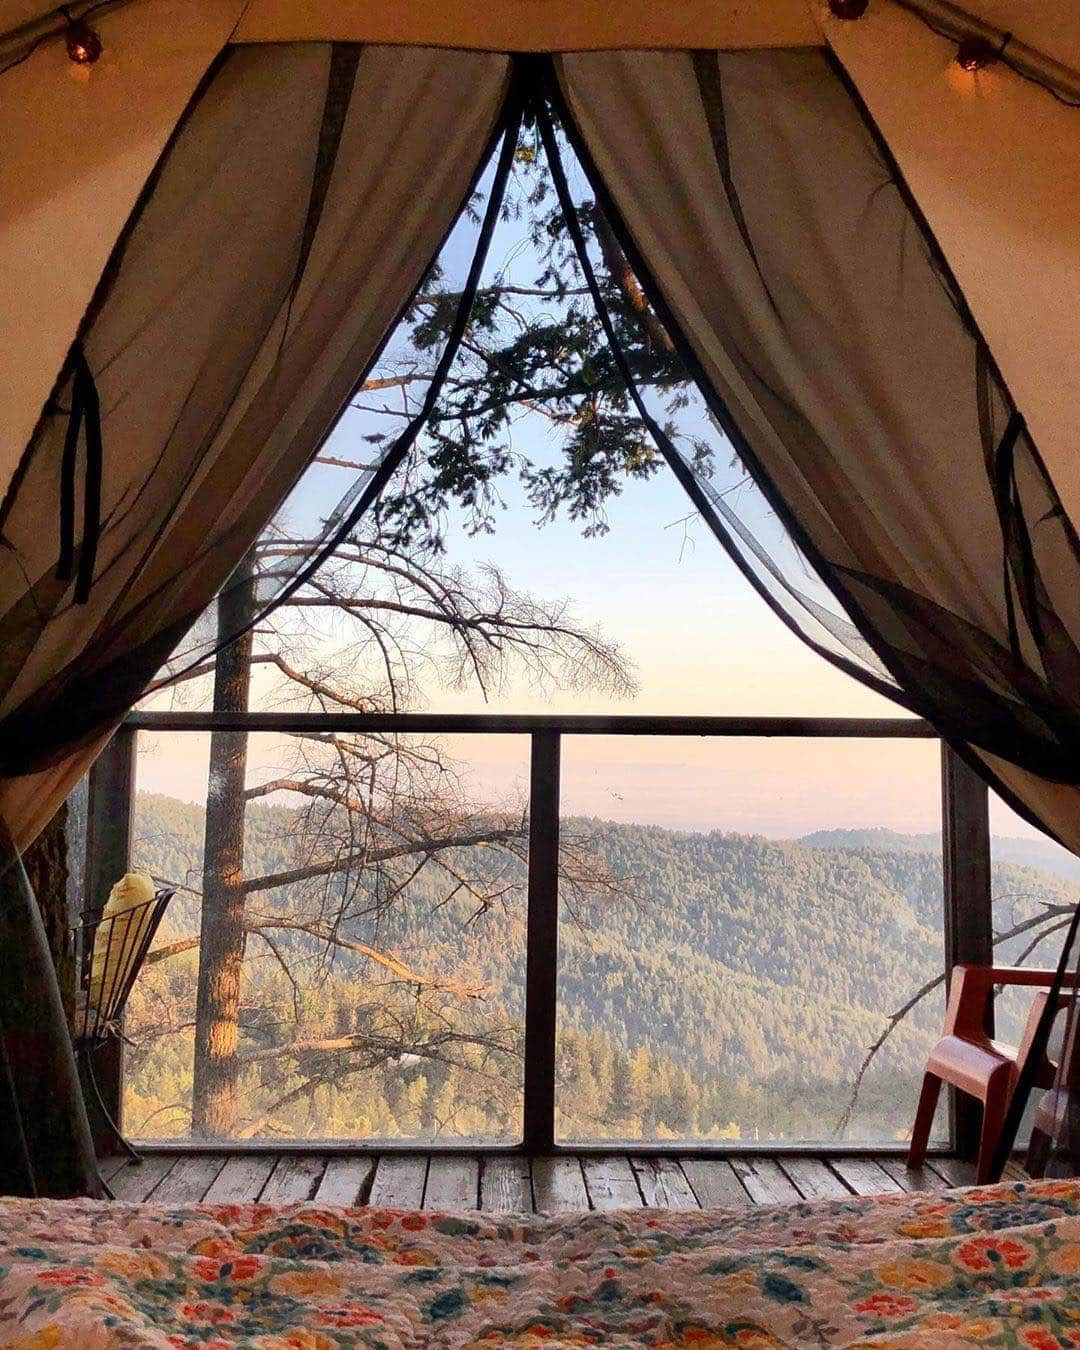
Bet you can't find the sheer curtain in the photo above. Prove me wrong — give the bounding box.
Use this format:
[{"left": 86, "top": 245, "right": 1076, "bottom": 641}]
[{"left": 545, "top": 47, "right": 1080, "bottom": 1176}]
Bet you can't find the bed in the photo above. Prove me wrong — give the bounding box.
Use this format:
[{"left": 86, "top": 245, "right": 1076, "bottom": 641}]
[{"left": 1, "top": 1178, "right": 1078, "bottom": 1346}]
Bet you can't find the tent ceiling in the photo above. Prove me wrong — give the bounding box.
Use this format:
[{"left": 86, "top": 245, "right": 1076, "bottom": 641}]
[
  {"left": 2, "top": 0, "right": 1078, "bottom": 65},
  {"left": 229, "top": 0, "right": 818, "bottom": 50}
]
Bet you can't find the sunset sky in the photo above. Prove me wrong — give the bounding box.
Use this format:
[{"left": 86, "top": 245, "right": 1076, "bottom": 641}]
[{"left": 138, "top": 139, "right": 1037, "bottom": 845}]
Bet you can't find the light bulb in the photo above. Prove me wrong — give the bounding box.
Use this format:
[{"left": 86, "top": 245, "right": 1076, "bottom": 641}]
[{"left": 64, "top": 13, "right": 102, "bottom": 64}]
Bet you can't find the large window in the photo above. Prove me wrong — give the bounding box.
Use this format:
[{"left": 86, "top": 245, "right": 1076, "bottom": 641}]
[
  {"left": 75, "top": 109, "right": 1023, "bottom": 1155},
  {"left": 87, "top": 714, "right": 967, "bottom": 1150},
  {"left": 124, "top": 729, "right": 529, "bottom": 1143},
  {"left": 556, "top": 735, "right": 945, "bottom": 1144}
]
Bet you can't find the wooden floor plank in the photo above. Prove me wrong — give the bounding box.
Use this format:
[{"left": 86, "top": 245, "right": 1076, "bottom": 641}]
[
  {"left": 368, "top": 1155, "right": 428, "bottom": 1209},
  {"left": 99, "top": 1155, "right": 132, "bottom": 1184},
  {"left": 147, "top": 1155, "right": 226, "bottom": 1204},
  {"left": 259, "top": 1155, "right": 327, "bottom": 1205},
  {"left": 313, "top": 1156, "right": 377, "bottom": 1206},
  {"left": 927, "top": 1156, "right": 979, "bottom": 1187},
  {"left": 780, "top": 1157, "right": 851, "bottom": 1200},
  {"left": 480, "top": 1156, "right": 533, "bottom": 1212},
  {"left": 109, "top": 1155, "right": 178, "bottom": 1202},
  {"left": 877, "top": 1157, "right": 949, "bottom": 1193},
  {"left": 680, "top": 1158, "right": 751, "bottom": 1208},
  {"left": 631, "top": 1157, "right": 698, "bottom": 1209},
  {"left": 531, "top": 1156, "right": 589, "bottom": 1212},
  {"left": 107, "top": 1151, "right": 983, "bottom": 1211},
  {"left": 424, "top": 1155, "right": 480, "bottom": 1210},
  {"left": 729, "top": 1157, "right": 801, "bottom": 1205},
  {"left": 202, "top": 1155, "right": 279, "bottom": 1204},
  {"left": 581, "top": 1155, "right": 643, "bottom": 1209},
  {"left": 830, "top": 1158, "right": 904, "bottom": 1196}
]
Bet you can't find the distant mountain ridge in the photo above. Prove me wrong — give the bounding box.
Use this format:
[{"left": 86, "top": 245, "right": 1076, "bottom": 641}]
[{"left": 800, "top": 826, "right": 1080, "bottom": 884}]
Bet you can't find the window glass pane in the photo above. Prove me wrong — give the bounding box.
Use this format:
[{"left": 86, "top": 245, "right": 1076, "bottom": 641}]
[
  {"left": 124, "top": 729, "right": 527, "bottom": 1143},
  {"left": 556, "top": 735, "right": 945, "bottom": 1144},
  {"left": 64, "top": 775, "right": 89, "bottom": 918}
]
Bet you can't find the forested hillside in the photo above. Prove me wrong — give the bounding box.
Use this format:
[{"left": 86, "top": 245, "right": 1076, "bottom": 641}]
[{"left": 124, "top": 792, "right": 1078, "bottom": 1144}]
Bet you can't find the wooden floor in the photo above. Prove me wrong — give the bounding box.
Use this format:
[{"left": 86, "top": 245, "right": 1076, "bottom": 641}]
[{"left": 101, "top": 1151, "right": 1014, "bottom": 1211}]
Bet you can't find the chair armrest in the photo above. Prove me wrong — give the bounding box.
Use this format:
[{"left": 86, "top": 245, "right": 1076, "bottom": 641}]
[
  {"left": 927, "top": 1034, "right": 1016, "bottom": 1095},
  {"left": 987, "top": 966, "right": 1080, "bottom": 988}
]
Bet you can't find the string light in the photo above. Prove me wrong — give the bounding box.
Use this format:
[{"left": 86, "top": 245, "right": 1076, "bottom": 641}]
[
  {"left": 62, "top": 7, "right": 101, "bottom": 64},
  {"left": 819, "top": 0, "right": 1079, "bottom": 106},
  {"left": 955, "top": 34, "right": 1000, "bottom": 72}
]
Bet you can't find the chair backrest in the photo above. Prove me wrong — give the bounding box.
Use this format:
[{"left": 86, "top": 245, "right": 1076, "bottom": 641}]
[{"left": 73, "top": 889, "right": 174, "bottom": 1044}]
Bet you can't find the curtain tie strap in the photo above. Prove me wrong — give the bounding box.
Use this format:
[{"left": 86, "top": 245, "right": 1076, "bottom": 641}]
[{"left": 56, "top": 346, "right": 103, "bottom": 606}]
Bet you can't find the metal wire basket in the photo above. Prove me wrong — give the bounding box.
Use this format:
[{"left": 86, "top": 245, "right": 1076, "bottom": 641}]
[{"left": 72, "top": 888, "right": 174, "bottom": 1161}]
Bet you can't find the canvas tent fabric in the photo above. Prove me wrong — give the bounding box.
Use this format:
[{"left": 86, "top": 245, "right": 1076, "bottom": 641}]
[
  {"left": 0, "top": 0, "right": 1075, "bottom": 1195},
  {"left": 2, "top": 0, "right": 1077, "bottom": 57}
]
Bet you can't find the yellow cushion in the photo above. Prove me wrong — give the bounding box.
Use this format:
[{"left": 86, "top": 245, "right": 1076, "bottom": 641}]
[{"left": 88, "top": 872, "right": 157, "bottom": 1015}]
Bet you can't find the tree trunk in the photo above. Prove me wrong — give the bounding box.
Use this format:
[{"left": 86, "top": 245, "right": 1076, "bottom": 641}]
[
  {"left": 22, "top": 800, "right": 75, "bottom": 1023},
  {"left": 191, "top": 565, "right": 254, "bottom": 1137},
  {"left": 588, "top": 205, "right": 673, "bottom": 356}
]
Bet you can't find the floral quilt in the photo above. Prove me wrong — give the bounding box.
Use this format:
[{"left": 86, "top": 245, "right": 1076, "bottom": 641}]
[{"left": 1, "top": 1178, "right": 1080, "bottom": 1347}]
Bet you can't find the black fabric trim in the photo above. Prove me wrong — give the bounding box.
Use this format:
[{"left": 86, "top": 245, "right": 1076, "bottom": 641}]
[
  {"left": 295, "top": 44, "right": 362, "bottom": 287},
  {"left": 279, "top": 43, "right": 364, "bottom": 353},
  {"left": 56, "top": 361, "right": 81, "bottom": 584},
  {"left": 55, "top": 345, "right": 103, "bottom": 605},
  {"left": 74, "top": 352, "right": 102, "bottom": 605}
]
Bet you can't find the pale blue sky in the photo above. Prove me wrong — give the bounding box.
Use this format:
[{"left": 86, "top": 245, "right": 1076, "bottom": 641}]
[{"left": 139, "top": 130, "right": 1040, "bottom": 842}]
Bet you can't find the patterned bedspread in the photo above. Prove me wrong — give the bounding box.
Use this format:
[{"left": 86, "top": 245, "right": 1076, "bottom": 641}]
[{"left": 1, "top": 1179, "right": 1079, "bottom": 1347}]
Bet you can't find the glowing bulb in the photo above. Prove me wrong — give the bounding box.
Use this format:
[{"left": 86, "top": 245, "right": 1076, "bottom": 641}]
[
  {"left": 955, "top": 36, "right": 996, "bottom": 72},
  {"left": 64, "top": 13, "right": 102, "bottom": 64}
]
